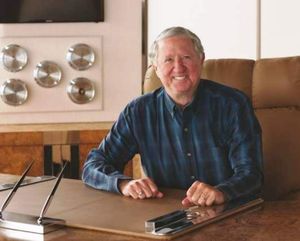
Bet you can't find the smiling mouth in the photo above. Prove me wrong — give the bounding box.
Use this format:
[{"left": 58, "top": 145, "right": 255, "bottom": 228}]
[{"left": 173, "top": 76, "right": 186, "bottom": 81}]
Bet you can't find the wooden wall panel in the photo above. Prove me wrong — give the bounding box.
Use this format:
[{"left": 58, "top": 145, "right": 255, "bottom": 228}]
[
  {"left": 0, "top": 129, "right": 135, "bottom": 179},
  {"left": 0, "top": 146, "right": 43, "bottom": 176},
  {"left": 79, "top": 130, "right": 109, "bottom": 144},
  {"left": 0, "top": 132, "right": 44, "bottom": 176},
  {"left": 0, "top": 132, "right": 43, "bottom": 146}
]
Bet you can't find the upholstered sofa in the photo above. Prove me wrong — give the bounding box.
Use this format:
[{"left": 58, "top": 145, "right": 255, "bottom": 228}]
[{"left": 143, "top": 56, "right": 300, "bottom": 201}]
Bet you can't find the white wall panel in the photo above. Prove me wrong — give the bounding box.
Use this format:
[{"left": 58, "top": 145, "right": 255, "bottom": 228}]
[
  {"left": 261, "top": 0, "right": 300, "bottom": 58},
  {"left": 148, "top": 0, "right": 257, "bottom": 60},
  {"left": 0, "top": 0, "right": 143, "bottom": 124}
]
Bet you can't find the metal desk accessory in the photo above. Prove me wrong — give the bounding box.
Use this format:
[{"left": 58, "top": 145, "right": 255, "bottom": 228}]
[
  {"left": 0, "top": 175, "right": 56, "bottom": 192},
  {"left": 145, "top": 196, "right": 264, "bottom": 236},
  {"left": 0, "top": 161, "right": 67, "bottom": 234}
]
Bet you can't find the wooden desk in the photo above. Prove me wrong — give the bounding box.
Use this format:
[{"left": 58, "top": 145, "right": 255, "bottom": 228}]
[{"left": 0, "top": 176, "right": 299, "bottom": 241}]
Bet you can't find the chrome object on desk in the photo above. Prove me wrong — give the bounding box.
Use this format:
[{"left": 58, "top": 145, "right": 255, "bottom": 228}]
[
  {"left": 33, "top": 61, "right": 62, "bottom": 88},
  {"left": 0, "top": 79, "right": 28, "bottom": 106},
  {"left": 0, "top": 44, "right": 28, "bottom": 72},
  {"left": 66, "top": 43, "right": 95, "bottom": 71},
  {"left": 67, "top": 77, "right": 95, "bottom": 104},
  {"left": 145, "top": 197, "right": 264, "bottom": 236},
  {"left": 0, "top": 162, "right": 67, "bottom": 234},
  {"left": 0, "top": 176, "right": 56, "bottom": 191},
  {"left": 37, "top": 162, "right": 67, "bottom": 224}
]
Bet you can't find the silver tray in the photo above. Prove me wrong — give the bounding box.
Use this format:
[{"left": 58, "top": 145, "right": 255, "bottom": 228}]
[
  {"left": 33, "top": 61, "right": 62, "bottom": 88},
  {"left": 67, "top": 77, "right": 95, "bottom": 104},
  {"left": 0, "top": 79, "right": 28, "bottom": 106},
  {"left": 0, "top": 44, "right": 28, "bottom": 72},
  {"left": 66, "top": 43, "right": 95, "bottom": 71}
]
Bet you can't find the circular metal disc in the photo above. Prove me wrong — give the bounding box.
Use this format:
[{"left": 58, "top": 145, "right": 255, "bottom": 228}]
[
  {"left": 0, "top": 44, "right": 28, "bottom": 72},
  {"left": 33, "top": 61, "right": 62, "bottom": 88},
  {"left": 0, "top": 79, "right": 28, "bottom": 106},
  {"left": 67, "top": 77, "right": 95, "bottom": 104},
  {"left": 66, "top": 43, "right": 95, "bottom": 71}
]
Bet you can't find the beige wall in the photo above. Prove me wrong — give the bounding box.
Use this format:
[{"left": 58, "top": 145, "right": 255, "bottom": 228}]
[{"left": 0, "top": 0, "right": 143, "bottom": 125}]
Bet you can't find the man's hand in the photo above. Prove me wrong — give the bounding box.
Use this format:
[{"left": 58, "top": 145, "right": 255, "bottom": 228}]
[
  {"left": 118, "top": 178, "right": 163, "bottom": 199},
  {"left": 182, "top": 181, "right": 225, "bottom": 207}
]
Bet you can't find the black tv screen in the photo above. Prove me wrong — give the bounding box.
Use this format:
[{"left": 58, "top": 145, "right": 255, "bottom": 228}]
[{"left": 0, "top": 0, "right": 104, "bottom": 23}]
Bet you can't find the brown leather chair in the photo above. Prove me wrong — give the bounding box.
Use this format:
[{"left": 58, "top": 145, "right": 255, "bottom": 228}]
[{"left": 143, "top": 56, "right": 300, "bottom": 201}]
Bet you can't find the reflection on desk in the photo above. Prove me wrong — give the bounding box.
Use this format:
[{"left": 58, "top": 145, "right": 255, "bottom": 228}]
[{"left": 145, "top": 197, "right": 263, "bottom": 237}]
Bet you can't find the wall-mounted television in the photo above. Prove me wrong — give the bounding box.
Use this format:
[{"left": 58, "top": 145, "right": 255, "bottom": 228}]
[{"left": 0, "top": 0, "right": 104, "bottom": 23}]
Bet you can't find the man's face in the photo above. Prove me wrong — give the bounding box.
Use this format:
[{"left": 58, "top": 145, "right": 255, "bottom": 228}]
[{"left": 154, "top": 36, "right": 204, "bottom": 103}]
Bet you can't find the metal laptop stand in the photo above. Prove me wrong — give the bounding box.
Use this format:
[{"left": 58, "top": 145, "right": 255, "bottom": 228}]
[{"left": 0, "top": 161, "right": 67, "bottom": 234}]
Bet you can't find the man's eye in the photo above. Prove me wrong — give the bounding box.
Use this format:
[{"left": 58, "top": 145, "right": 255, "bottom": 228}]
[
  {"left": 164, "top": 58, "right": 173, "bottom": 63},
  {"left": 183, "top": 55, "right": 191, "bottom": 60}
]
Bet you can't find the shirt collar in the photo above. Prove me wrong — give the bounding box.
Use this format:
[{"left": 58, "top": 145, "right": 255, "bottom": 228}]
[
  {"left": 163, "top": 80, "right": 205, "bottom": 117},
  {"left": 163, "top": 90, "right": 177, "bottom": 118}
]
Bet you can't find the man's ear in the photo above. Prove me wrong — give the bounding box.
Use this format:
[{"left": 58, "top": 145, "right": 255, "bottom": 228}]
[
  {"left": 201, "top": 52, "right": 205, "bottom": 64},
  {"left": 152, "top": 63, "right": 161, "bottom": 79}
]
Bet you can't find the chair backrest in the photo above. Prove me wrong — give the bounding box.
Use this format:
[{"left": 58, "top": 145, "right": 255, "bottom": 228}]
[{"left": 253, "top": 56, "right": 300, "bottom": 200}]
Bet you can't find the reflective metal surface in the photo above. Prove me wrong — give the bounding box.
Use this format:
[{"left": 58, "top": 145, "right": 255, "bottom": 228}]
[
  {"left": 66, "top": 43, "right": 95, "bottom": 70},
  {"left": 0, "top": 79, "right": 28, "bottom": 106},
  {"left": 0, "top": 212, "right": 65, "bottom": 234},
  {"left": 33, "top": 61, "right": 62, "bottom": 88},
  {"left": 67, "top": 77, "right": 95, "bottom": 104},
  {"left": 0, "top": 44, "right": 28, "bottom": 72},
  {"left": 145, "top": 197, "right": 264, "bottom": 236},
  {"left": 0, "top": 176, "right": 55, "bottom": 192}
]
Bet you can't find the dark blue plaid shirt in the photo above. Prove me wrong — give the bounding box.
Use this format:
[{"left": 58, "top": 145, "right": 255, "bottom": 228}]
[{"left": 82, "top": 79, "right": 263, "bottom": 201}]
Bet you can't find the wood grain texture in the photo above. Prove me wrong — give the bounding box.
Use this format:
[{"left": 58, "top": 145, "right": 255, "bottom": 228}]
[
  {"left": 79, "top": 130, "right": 109, "bottom": 144},
  {"left": 0, "top": 132, "right": 43, "bottom": 146},
  {"left": 0, "top": 146, "right": 43, "bottom": 176}
]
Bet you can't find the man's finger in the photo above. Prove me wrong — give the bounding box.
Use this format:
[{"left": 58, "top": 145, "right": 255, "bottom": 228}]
[
  {"left": 205, "top": 192, "right": 215, "bottom": 206},
  {"left": 138, "top": 180, "right": 154, "bottom": 198},
  {"left": 143, "top": 178, "right": 164, "bottom": 198},
  {"left": 186, "top": 181, "right": 200, "bottom": 197},
  {"left": 181, "top": 196, "right": 193, "bottom": 207}
]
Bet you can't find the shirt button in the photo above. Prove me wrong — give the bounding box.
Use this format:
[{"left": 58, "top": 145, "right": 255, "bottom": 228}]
[
  {"left": 184, "top": 127, "right": 188, "bottom": 132},
  {"left": 191, "top": 176, "right": 195, "bottom": 180},
  {"left": 187, "top": 152, "right": 192, "bottom": 157}
]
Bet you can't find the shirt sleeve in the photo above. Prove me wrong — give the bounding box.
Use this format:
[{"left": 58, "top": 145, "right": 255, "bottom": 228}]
[
  {"left": 81, "top": 104, "right": 138, "bottom": 194},
  {"left": 215, "top": 95, "right": 264, "bottom": 201}
]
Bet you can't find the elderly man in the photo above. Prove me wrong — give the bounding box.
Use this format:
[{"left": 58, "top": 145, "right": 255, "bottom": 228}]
[{"left": 82, "top": 26, "right": 263, "bottom": 207}]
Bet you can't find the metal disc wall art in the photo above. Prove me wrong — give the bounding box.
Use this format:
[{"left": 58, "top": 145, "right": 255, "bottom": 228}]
[
  {"left": 67, "top": 77, "right": 95, "bottom": 104},
  {"left": 66, "top": 43, "right": 95, "bottom": 71},
  {"left": 33, "top": 61, "right": 62, "bottom": 88},
  {"left": 0, "top": 44, "right": 28, "bottom": 72},
  {"left": 0, "top": 79, "right": 28, "bottom": 106}
]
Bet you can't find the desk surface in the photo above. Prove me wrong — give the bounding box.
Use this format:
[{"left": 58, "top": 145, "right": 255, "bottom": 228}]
[
  {"left": 0, "top": 175, "right": 299, "bottom": 241},
  {"left": 42, "top": 200, "right": 300, "bottom": 241}
]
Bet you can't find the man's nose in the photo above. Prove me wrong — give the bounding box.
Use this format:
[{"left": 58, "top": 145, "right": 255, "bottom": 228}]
[{"left": 174, "top": 58, "right": 185, "bottom": 71}]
